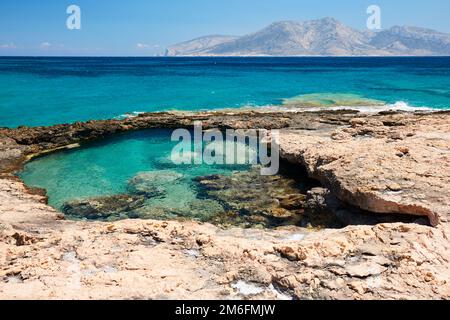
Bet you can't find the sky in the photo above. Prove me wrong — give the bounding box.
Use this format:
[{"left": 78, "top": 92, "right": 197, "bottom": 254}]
[{"left": 1, "top": 0, "right": 450, "bottom": 56}]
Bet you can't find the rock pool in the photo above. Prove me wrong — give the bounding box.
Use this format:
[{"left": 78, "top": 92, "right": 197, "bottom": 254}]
[{"left": 19, "top": 129, "right": 332, "bottom": 228}]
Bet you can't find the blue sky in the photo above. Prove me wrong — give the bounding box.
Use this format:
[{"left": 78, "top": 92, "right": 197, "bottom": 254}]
[{"left": 1, "top": 0, "right": 449, "bottom": 56}]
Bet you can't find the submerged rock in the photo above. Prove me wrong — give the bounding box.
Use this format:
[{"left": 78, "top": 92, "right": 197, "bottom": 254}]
[
  {"left": 185, "top": 199, "right": 225, "bottom": 221},
  {"left": 128, "top": 199, "right": 225, "bottom": 223},
  {"left": 130, "top": 206, "right": 178, "bottom": 221},
  {"left": 194, "top": 167, "right": 332, "bottom": 228},
  {"left": 127, "top": 170, "right": 183, "bottom": 197},
  {"left": 62, "top": 194, "right": 146, "bottom": 220},
  {"left": 62, "top": 171, "right": 225, "bottom": 223}
]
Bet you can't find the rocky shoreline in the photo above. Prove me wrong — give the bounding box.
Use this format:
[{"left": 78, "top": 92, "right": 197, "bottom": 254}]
[{"left": 0, "top": 109, "right": 449, "bottom": 299}]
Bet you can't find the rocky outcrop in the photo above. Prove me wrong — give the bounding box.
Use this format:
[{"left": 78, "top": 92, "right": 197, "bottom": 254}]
[
  {"left": 304, "top": 187, "right": 425, "bottom": 226},
  {"left": 279, "top": 113, "right": 450, "bottom": 226},
  {"left": 0, "top": 109, "right": 449, "bottom": 299},
  {"left": 0, "top": 108, "right": 363, "bottom": 153},
  {"left": 0, "top": 110, "right": 294, "bottom": 156},
  {"left": 0, "top": 137, "right": 30, "bottom": 176},
  {"left": 0, "top": 178, "right": 449, "bottom": 300}
]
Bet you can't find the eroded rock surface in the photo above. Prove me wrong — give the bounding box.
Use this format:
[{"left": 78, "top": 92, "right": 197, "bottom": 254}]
[
  {"left": 0, "top": 109, "right": 449, "bottom": 299},
  {"left": 279, "top": 113, "right": 450, "bottom": 226},
  {"left": 1, "top": 178, "right": 449, "bottom": 300},
  {"left": 305, "top": 187, "right": 424, "bottom": 226}
]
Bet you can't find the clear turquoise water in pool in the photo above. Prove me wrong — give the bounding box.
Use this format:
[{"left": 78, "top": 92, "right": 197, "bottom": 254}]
[{"left": 19, "top": 129, "right": 254, "bottom": 214}]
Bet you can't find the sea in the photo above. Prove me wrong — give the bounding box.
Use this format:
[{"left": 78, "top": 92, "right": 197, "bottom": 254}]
[
  {"left": 5, "top": 56, "right": 449, "bottom": 224},
  {"left": 1, "top": 56, "right": 450, "bottom": 128}
]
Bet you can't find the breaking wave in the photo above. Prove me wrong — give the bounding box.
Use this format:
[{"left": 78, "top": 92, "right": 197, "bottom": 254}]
[
  {"left": 273, "top": 93, "right": 434, "bottom": 113},
  {"left": 114, "top": 93, "right": 437, "bottom": 119},
  {"left": 114, "top": 111, "right": 146, "bottom": 120}
]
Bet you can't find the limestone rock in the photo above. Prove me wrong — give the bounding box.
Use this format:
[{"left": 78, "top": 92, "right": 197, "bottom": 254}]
[
  {"left": 280, "top": 113, "right": 450, "bottom": 226},
  {"left": 0, "top": 109, "right": 449, "bottom": 300}
]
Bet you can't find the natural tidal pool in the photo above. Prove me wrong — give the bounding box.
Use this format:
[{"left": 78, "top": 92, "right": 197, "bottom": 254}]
[{"left": 19, "top": 129, "right": 327, "bottom": 228}]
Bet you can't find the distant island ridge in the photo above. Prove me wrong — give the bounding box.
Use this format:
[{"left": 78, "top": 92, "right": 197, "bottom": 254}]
[{"left": 165, "top": 17, "right": 450, "bottom": 56}]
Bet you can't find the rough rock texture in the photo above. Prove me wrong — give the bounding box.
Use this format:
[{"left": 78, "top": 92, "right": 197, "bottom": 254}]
[
  {"left": 279, "top": 113, "right": 450, "bottom": 226},
  {"left": 304, "top": 187, "right": 422, "bottom": 226},
  {"left": 1, "top": 178, "right": 449, "bottom": 300},
  {"left": 0, "top": 109, "right": 449, "bottom": 299}
]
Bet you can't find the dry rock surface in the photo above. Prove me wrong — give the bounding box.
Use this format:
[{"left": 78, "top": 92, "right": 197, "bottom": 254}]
[
  {"left": 279, "top": 113, "right": 450, "bottom": 226},
  {"left": 0, "top": 109, "right": 449, "bottom": 300}
]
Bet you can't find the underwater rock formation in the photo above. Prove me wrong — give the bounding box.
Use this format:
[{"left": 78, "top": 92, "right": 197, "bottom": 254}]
[
  {"left": 127, "top": 170, "right": 184, "bottom": 197},
  {"left": 62, "top": 194, "right": 146, "bottom": 220},
  {"left": 195, "top": 168, "right": 339, "bottom": 228}
]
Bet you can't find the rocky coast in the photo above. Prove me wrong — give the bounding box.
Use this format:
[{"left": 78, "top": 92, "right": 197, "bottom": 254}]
[{"left": 0, "top": 109, "right": 449, "bottom": 300}]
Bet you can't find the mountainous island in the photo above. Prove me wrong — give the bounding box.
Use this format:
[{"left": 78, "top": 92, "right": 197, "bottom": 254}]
[{"left": 165, "top": 17, "right": 450, "bottom": 56}]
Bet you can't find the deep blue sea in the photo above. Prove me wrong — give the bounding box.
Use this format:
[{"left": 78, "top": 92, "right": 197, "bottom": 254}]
[
  {"left": 9, "top": 56, "right": 450, "bottom": 223},
  {"left": 1, "top": 57, "right": 450, "bottom": 128}
]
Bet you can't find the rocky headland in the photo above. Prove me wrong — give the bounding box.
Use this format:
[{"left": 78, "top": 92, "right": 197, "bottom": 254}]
[{"left": 0, "top": 109, "right": 449, "bottom": 299}]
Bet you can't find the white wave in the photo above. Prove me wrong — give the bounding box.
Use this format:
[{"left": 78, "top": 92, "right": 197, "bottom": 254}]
[
  {"left": 114, "top": 111, "right": 146, "bottom": 120},
  {"left": 113, "top": 101, "right": 440, "bottom": 120},
  {"left": 257, "top": 101, "right": 435, "bottom": 114},
  {"left": 383, "top": 101, "right": 433, "bottom": 112}
]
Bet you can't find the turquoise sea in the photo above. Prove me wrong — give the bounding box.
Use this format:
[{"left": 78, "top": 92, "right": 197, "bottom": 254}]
[
  {"left": 8, "top": 57, "right": 450, "bottom": 224},
  {"left": 1, "top": 57, "right": 450, "bottom": 128}
]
